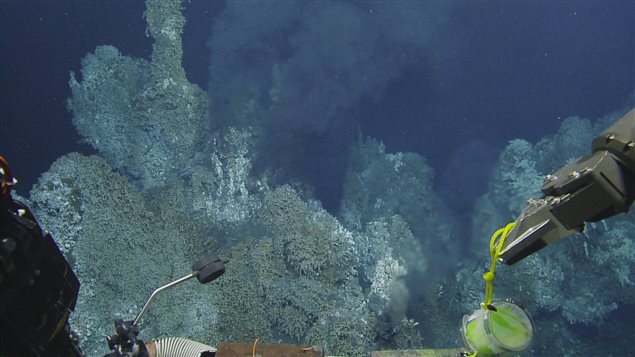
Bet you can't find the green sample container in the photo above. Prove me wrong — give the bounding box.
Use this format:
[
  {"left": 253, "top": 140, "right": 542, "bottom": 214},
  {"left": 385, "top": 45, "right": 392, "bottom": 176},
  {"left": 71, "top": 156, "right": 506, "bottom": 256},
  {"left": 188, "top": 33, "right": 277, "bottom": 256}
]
[{"left": 460, "top": 300, "right": 534, "bottom": 356}]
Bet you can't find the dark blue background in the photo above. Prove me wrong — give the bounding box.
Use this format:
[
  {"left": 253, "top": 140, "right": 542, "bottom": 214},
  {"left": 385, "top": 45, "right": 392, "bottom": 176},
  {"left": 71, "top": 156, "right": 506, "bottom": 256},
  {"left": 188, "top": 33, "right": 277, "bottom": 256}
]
[
  {"left": 1, "top": 0, "right": 633, "bottom": 213},
  {"left": 0, "top": 0, "right": 223, "bottom": 195}
]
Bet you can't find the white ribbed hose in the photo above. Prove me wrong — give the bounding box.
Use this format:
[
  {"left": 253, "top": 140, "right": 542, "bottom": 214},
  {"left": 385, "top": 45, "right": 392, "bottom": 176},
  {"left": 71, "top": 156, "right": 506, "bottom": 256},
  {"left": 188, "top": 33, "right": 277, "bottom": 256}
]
[{"left": 153, "top": 337, "right": 216, "bottom": 357}]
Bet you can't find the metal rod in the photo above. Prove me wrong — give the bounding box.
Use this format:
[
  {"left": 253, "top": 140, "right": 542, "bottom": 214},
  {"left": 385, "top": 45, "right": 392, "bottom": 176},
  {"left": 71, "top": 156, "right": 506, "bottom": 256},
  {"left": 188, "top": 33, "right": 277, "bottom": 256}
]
[{"left": 133, "top": 273, "right": 195, "bottom": 326}]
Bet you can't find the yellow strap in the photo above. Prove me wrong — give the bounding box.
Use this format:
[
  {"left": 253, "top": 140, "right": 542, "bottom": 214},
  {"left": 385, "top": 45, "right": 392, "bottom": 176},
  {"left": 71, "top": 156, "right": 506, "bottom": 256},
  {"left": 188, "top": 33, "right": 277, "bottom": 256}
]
[{"left": 481, "top": 222, "right": 516, "bottom": 309}]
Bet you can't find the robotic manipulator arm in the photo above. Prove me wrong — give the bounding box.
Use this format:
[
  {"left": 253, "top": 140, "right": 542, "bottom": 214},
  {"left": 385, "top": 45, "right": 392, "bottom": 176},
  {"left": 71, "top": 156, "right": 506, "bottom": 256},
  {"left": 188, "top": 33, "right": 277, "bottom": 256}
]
[
  {"left": 0, "top": 156, "right": 82, "bottom": 356},
  {"left": 499, "top": 109, "right": 635, "bottom": 265}
]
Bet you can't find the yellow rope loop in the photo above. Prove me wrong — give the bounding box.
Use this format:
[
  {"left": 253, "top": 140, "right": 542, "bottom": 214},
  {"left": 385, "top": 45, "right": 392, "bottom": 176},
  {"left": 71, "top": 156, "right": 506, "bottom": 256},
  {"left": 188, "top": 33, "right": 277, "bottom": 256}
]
[{"left": 482, "top": 222, "right": 516, "bottom": 309}]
